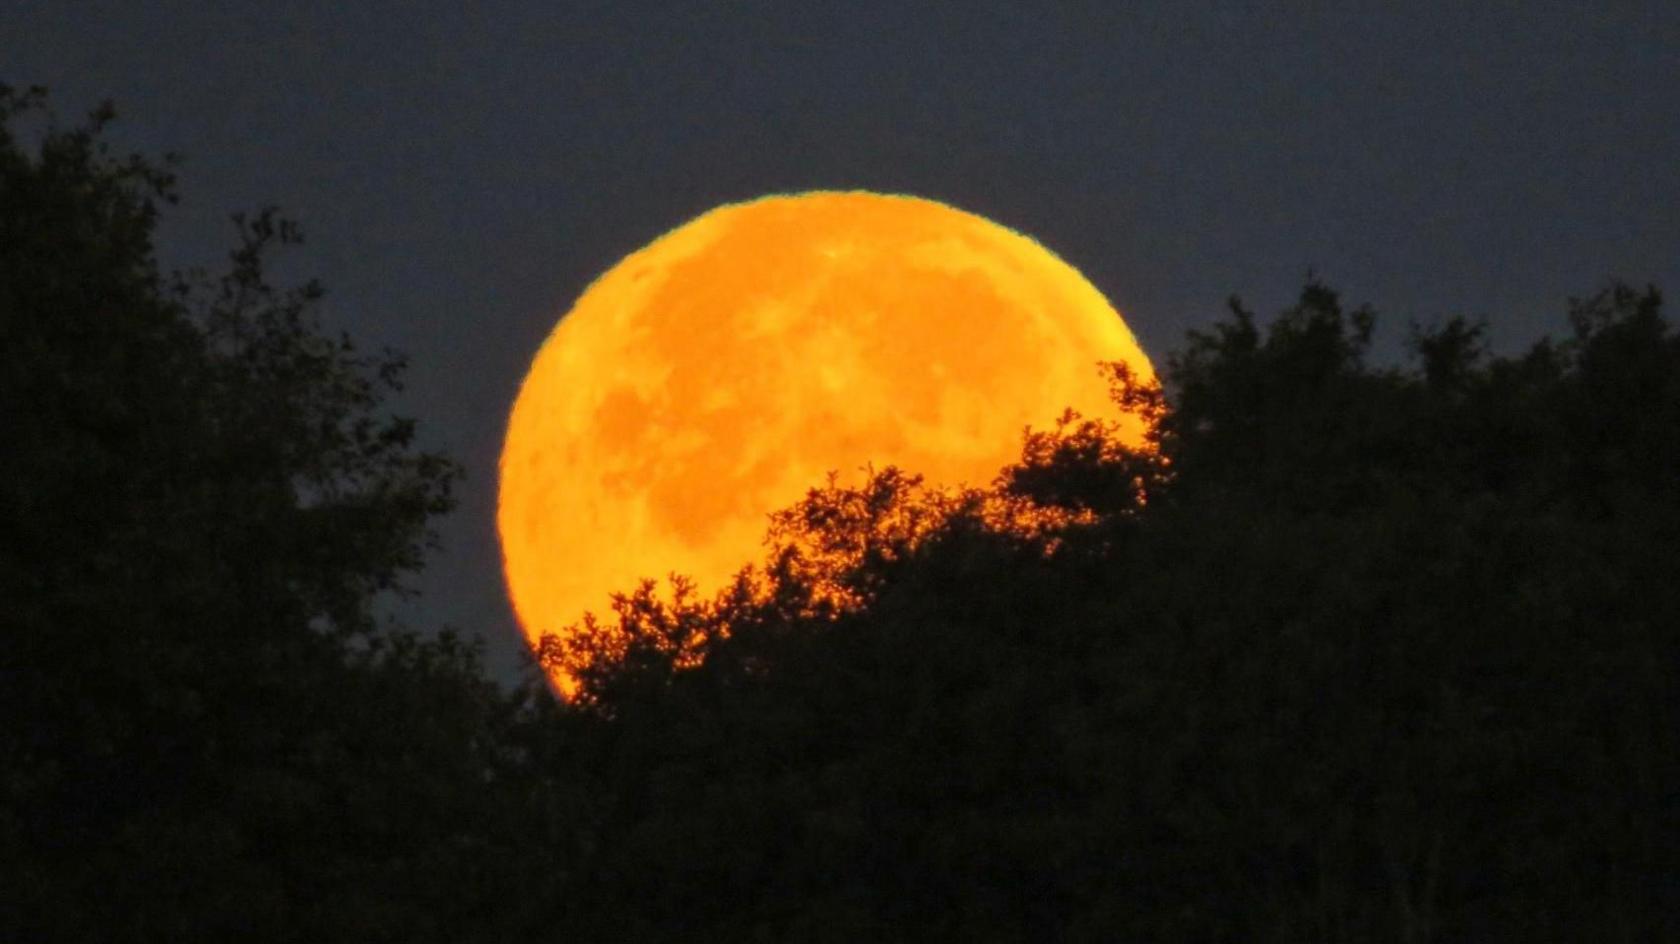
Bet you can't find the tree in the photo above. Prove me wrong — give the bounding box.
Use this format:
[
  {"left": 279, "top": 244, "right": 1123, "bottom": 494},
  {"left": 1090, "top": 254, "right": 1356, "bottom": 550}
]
[
  {"left": 0, "top": 85, "right": 548, "bottom": 942},
  {"left": 550, "top": 281, "right": 1679, "bottom": 941}
]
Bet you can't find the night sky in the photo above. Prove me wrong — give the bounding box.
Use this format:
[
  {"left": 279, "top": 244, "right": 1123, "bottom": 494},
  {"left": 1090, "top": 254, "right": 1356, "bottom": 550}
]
[{"left": 9, "top": 1, "right": 1679, "bottom": 677}]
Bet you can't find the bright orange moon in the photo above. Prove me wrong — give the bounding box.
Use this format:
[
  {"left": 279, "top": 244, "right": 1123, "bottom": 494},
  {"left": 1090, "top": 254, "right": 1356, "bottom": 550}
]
[{"left": 498, "top": 191, "right": 1152, "bottom": 668}]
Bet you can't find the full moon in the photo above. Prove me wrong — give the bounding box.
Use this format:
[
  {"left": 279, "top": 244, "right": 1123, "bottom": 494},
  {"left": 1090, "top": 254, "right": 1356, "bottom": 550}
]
[{"left": 499, "top": 191, "right": 1153, "bottom": 672}]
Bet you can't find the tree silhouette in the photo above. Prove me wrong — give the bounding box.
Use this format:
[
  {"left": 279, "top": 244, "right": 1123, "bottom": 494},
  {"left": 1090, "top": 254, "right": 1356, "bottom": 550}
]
[
  {"left": 548, "top": 282, "right": 1679, "bottom": 941},
  {"left": 0, "top": 86, "right": 545, "bottom": 942}
]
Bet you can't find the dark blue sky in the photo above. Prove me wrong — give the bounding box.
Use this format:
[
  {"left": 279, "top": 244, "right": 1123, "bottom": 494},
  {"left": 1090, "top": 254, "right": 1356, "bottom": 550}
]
[{"left": 10, "top": 1, "right": 1679, "bottom": 677}]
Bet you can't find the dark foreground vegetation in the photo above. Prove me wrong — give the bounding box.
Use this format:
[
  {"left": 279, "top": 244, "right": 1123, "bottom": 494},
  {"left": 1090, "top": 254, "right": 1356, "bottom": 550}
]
[{"left": 3, "top": 87, "right": 1675, "bottom": 942}]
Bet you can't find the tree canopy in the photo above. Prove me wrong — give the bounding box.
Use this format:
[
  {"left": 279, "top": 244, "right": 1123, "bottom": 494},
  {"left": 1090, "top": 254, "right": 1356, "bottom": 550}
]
[
  {"left": 539, "top": 284, "right": 1678, "bottom": 941},
  {"left": 0, "top": 85, "right": 537, "bottom": 942}
]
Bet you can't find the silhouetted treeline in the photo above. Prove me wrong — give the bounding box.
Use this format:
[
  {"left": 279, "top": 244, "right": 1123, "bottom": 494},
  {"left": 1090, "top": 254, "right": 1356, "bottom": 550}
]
[{"left": 4, "top": 87, "right": 1675, "bottom": 942}]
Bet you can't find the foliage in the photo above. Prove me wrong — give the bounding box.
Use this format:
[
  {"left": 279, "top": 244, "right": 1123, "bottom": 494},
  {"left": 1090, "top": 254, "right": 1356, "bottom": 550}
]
[
  {"left": 546, "top": 282, "right": 1679, "bottom": 941},
  {"left": 0, "top": 85, "right": 541, "bottom": 942}
]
